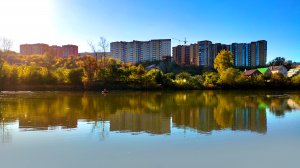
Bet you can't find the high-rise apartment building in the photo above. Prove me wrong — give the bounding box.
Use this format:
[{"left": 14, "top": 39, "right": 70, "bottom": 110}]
[
  {"left": 20, "top": 43, "right": 50, "bottom": 55},
  {"left": 62, "top": 45, "right": 78, "bottom": 57},
  {"left": 230, "top": 41, "right": 267, "bottom": 67},
  {"left": 190, "top": 43, "right": 199, "bottom": 66},
  {"left": 110, "top": 39, "right": 171, "bottom": 64},
  {"left": 173, "top": 40, "right": 267, "bottom": 67},
  {"left": 250, "top": 40, "right": 267, "bottom": 66},
  {"left": 173, "top": 45, "right": 190, "bottom": 65},
  {"left": 198, "top": 40, "right": 213, "bottom": 67},
  {"left": 20, "top": 43, "right": 78, "bottom": 57},
  {"left": 50, "top": 45, "right": 63, "bottom": 57}
]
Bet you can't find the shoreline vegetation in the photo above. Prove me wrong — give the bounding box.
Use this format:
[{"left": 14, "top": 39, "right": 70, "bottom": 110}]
[{"left": 1, "top": 50, "right": 300, "bottom": 91}]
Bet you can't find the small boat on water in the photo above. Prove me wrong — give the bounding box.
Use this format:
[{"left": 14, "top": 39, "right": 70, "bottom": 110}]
[
  {"left": 101, "top": 89, "right": 109, "bottom": 94},
  {"left": 266, "top": 94, "right": 290, "bottom": 98}
]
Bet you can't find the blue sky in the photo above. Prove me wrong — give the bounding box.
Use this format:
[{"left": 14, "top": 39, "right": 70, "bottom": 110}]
[{"left": 1, "top": 0, "right": 299, "bottom": 62}]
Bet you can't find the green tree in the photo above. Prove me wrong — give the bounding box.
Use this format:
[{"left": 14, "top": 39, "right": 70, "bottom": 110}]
[
  {"left": 269, "top": 73, "right": 289, "bottom": 88},
  {"left": 175, "top": 72, "right": 194, "bottom": 89},
  {"left": 203, "top": 72, "right": 219, "bottom": 88},
  {"left": 142, "top": 69, "right": 161, "bottom": 88},
  {"left": 51, "top": 68, "right": 71, "bottom": 84},
  {"left": 77, "top": 56, "right": 98, "bottom": 84},
  {"left": 269, "top": 57, "right": 285, "bottom": 66},
  {"left": 219, "top": 68, "right": 241, "bottom": 86},
  {"left": 251, "top": 74, "right": 265, "bottom": 87},
  {"left": 214, "top": 50, "right": 234, "bottom": 74},
  {"left": 191, "top": 75, "right": 204, "bottom": 89},
  {"left": 269, "top": 57, "right": 293, "bottom": 70},
  {"left": 291, "top": 74, "right": 300, "bottom": 87},
  {"left": 161, "top": 73, "right": 175, "bottom": 87}
]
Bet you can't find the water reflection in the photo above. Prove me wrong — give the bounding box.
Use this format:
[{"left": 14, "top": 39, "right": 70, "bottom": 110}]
[{"left": 0, "top": 91, "right": 299, "bottom": 140}]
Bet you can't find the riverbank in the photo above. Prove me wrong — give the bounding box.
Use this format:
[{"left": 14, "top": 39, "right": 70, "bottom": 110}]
[
  {"left": 1, "top": 55, "right": 300, "bottom": 91},
  {"left": 1, "top": 83, "right": 299, "bottom": 91}
]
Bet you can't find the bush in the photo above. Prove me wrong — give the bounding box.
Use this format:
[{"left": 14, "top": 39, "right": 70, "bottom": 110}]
[
  {"left": 291, "top": 74, "right": 300, "bottom": 87},
  {"left": 219, "top": 68, "right": 241, "bottom": 87},
  {"left": 203, "top": 72, "right": 219, "bottom": 88},
  {"left": 269, "top": 73, "right": 289, "bottom": 88},
  {"left": 69, "top": 68, "right": 84, "bottom": 85}
]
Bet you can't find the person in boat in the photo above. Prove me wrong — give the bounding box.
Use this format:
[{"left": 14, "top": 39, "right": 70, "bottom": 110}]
[{"left": 102, "top": 88, "right": 108, "bottom": 94}]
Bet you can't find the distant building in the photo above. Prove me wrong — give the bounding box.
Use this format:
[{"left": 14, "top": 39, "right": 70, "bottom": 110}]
[
  {"left": 162, "top": 55, "right": 172, "bottom": 62},
  {"left": 62, "top": 45, "right": 78, "bottom": 57},
  {"left": 190, "top": 43, "right": 199, "bottom": 66},
  {"left": 198, "top": 40, "right": 213, "bottom": 67},
  {"left": 250, "top": 40, "right": 267, "bottom": 66},
  {"left": 20, "top": 43, "right": 78, "bottom": 57},
  {"left": 49, "top": 45, "right": 63, "bottom": 57},
  {"left": 292, "top": 62, "right": 300, "bottom": 67},
  {"left": 172, "top": 45, "right": 190, "bottom": 65},
  {"left": 78, "top": 52, "right": 111, "bottom": 59},
  {"left": 269, "top": 65, "right": 288, "bottom": 76},
  {"left": 110, "top": 39, "right": 171, "bottom": 64},
  {"left": 20, "top": 43, "right": 49, "bottom": 55},
  {"left": 287, "top": 68, "right": 300, "bottom": 78},
  {"left": 173, "top": 40, "right": 267, "bottom": 67}
]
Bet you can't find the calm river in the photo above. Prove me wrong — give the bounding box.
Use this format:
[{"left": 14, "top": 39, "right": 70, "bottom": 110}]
[{"left": 0, "top": 91, "right": 300, "bottom": 168}]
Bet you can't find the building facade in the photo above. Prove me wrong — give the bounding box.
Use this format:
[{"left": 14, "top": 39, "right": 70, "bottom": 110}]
[
  {"left": 110, "top": 39, "right": 171, "bottom": 64},
  {"left": 62, "top": 45, "right": 78, "bottom": 57},
  {"left": 20, "top": 43, "right": 78, "bottom": 57},
  {"left": 20, "top": 43, "right": 50, "bottom": 55},
  {"left": 173, "top": 45, "right": 190, "bottom": 65},
  {"left": 173, "top": 40, "right": 267, "bottom": 67},
  {"left": 198, "top": 40, "right": 213, "bottom": 67},
  {"left": 190, "top": 43, "right": 199, "bottom": 66},
  {"left": 49, "top": 45, "right": 63, "bottom": 57}
]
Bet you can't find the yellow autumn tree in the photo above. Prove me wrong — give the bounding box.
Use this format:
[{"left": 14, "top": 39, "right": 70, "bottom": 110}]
[{"left": 214, "top": 50, "right": 234, "bottom": 74}]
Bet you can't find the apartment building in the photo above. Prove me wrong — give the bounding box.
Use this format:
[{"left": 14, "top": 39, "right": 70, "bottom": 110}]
[
  {"left": 172, "top": 40, "right": 267, "bottom": 67},
  {"left": 49, "top": 45, "right": 63, "bottom": 57},
  {"left": 62, "top": 45, "right": 78, "bottom": 57},
  {"left": 20, "top": 43, "right": 78, "bottom": 57},
  {"left": 110, "top": 39, "right": 171, "bottom": 64},
  {"left": 20, "top": 43, "right": 49, "bottom": 55},
  {"left": 190, "top": 43, "right": 199, "bottom": 66},
  {"left": 173, "top": 45, "right": 190, "bottom": 65}
]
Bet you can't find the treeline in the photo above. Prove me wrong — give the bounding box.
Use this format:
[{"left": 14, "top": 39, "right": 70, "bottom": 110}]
[{"left": 0, "top": 51, "right": 300, "bottom": 90}]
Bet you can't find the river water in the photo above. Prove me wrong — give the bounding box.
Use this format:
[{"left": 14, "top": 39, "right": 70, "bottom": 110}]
[{"left": 0, "top": 91, "right": 299, "bottom": 168}]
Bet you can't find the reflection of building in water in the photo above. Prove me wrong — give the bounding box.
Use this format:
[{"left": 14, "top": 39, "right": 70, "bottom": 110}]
[
  {"left": 109, "top": 111, "right": 170, "bottom": 134},
  {"left": 1, "top": 92, "right": 299, "bottom": 137},
  {"left": 198, "top": 108, "right": 221, "bottom": 133},
  {"left": 232, "top": 109, "right": 266, "bottom": 133},
  {"left": 172, "top": 108, "right": 220, "bottom": 133},
  {"left": 18, "top": 114, "right": 78, "bottom": 130},
  {"left": 172, "top": 107, "right": 267, "bottom": 134}
]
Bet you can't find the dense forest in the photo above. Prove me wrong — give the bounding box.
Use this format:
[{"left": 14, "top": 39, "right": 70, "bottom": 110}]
[{"left": 0, "top": 50, "right": 300, "bottom": 91}]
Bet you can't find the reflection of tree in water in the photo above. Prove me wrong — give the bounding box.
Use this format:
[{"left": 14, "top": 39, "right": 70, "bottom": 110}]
[
  {"left": 0, "top": 91, "right": 299, "bottom": 140},
  {"left": 0, "top": 120, "right": 12, "bottom": 143},
  {"left": 172, "top": 92, "right": 268, "bottom": 134},
  {"left": 91, "top": 120, "right": 109, "bottom": 141},
  {"left": 268, "top": 98, "right": 294, "bottom": 117},
  {"left": 0, "top": 99, "right": 12, "bottom": 143}
]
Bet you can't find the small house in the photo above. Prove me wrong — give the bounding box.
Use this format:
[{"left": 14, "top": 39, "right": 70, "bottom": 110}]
[
  {"left": 269, "top": 66, "right": 288, "bottom": 76},
  {"left": 287, "top": 68, "right": 300, "bottom": 78},
  {"left": 257, "top": 67, "right": 272, "bottom": 76},
  {"left": 244, "top": 69, "right": 261, "bottom": 77},
  {"left": 146, "top": 64, "right": 160, "bottom": 71}
]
